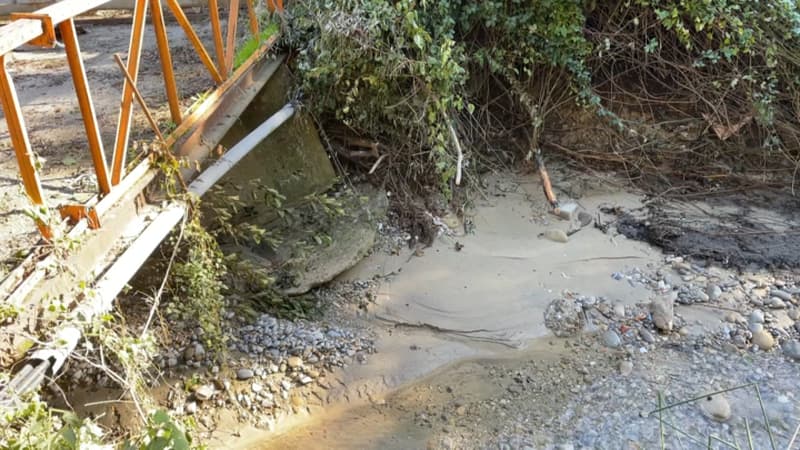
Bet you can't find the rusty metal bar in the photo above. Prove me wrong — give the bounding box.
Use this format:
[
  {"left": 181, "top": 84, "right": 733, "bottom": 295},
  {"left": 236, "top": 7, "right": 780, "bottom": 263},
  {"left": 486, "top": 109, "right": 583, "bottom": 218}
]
[
  {"left": 266, "top": 0, "right": 283, "bottom": 13},
  {"left": 246, "top": 0, "right": 259, "bottom": 36},
  {"left": 113, "top": 54, "right": 166, "bottom": 144},
  {"left": 111, "top": 0, "right": 149, "bottom": 185},
  {"left": 0, "top": 56, "right": 45, "bottom": 207},
  {"left": 150, "top": 0, "right": 182, "bottom": 124},
  {"left": 224, "top": 0, "right": 240, "bottom": 73},
  {"left": 208, "top": 0, "right": 227, "bottom": 77},
  {"left": 59, "top": 18, "right": 112, "bottom": 195},
  {"left": 165, "top": 0, "right": 224, "bottom": 84}
]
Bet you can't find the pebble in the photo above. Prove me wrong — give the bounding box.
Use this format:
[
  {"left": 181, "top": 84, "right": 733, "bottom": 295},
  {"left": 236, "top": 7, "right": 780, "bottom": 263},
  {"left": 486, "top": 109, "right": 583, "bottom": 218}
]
[
  {"left": 619, "top": 361, "right": 633, "bottom": 376},
  {"left": 768, "top": 297, "right": 786, "bottom": 309},
  {"left": 749, "top": 323, "right": 764, "bottom": 334},
  {"left": 783, "top": 340, "right": 800, "bottom": 361},
  {"left": 707, "top": 284, "right": 722, "bottom": 300},
  {"left": 771, "top": 289, "right": 793, "bottom": 301},
  {"left": 749, "top": 310, "right": 765, "bottom": 325},
  {"left": 237, "top": 368, "right": 255, "bottom": 380},
  {"left": 251, "top": 382, "right": 264, "bottom": 393},
  {"left": 194, "top": 384, "right": 215, "bottom": 401},
  {"left": 287, "top": 356, "right": 303, "bottom": 369},
  {"left": 613, "top": 303, "right": 626, "bottom": 318},
  {"left": 639, "top": 329, "right": 656, "bottom": 344},
  {"left": 752, "top": 330, "right": 775, "bottom": 351},
  {"left": 788, "top": 309, "right": 800, "bottom": 321},
  {"left": 603, "top": 329, "right": 622, "bottom": 348},
  {"left": 543, "top": 229, "right": 569, "bottom": 243},
  {"left": 700, "top": 395, "right": 731, "bottom": 422},
  {"left": 650, "top": 293, "right": 675, "bottom": 332}
]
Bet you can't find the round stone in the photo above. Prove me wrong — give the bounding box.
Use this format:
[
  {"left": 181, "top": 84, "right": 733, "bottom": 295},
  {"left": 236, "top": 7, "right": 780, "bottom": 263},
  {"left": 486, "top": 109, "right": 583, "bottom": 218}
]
[
  {"left": 237, "top": 368, "right": 255, "bottom": 380},
  {"left": 700, "top": 395, "right": 731, "bottom": 422},
  {"left": 603, "top": 329, "right": 622, "bottom": 348},
  {"left": 287, "top": 356, "right": 303, "bottom": 369},
  {"left": 749, "top": 310, "right": 765, "bottom": 325},
  {"left": 783, "top": 340, "right": 800, "bottom": 361},
  {"left": 752, "top": 330, "right": 775, "bottom": 351}
]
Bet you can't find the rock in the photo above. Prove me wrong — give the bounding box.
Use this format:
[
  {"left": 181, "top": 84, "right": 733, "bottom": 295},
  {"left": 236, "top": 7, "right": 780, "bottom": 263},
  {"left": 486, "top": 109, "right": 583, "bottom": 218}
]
[
  {"left": 639, "top": 329, "right": 656, "bottom": 344},
  {"left": 613, "top": 303, "right": 626, "bottom": 318},
  {"left": 299, "top": 375, "right": 314, "bottom": 385},
  {"left": 724, "top": 312, "right": 744, "bottom": 324},
  {"left": 543, "top": 229, "right": 569, "bottom": 243},
  {"left": 193, "top": 343, "right": 205, "bottom": 359},
  {"left": 251, "top": 382, "right": 264, "bottom": 393},
  {"left": 788, "top": 309, "right": 800, "bottom": 321},
  {"left": 619, "top": 360, "right": 633, "bottom": 376},
  {"left": 237, "top": 368, "right": 255, "bottom": 380},
  {"left": 768, "top": 297, "right": 786, "bottom": 309},
  {"left": 749, "top": 322, "right": 764, "bottom": 334},
  {"left": 577, "top": 211, "right": 593, "bottom": 227},
  {"left": 556, "top": 203, "right": 578, "bottom": 220},
  {"left": 700, "top": 395, "right": 731, "bottom": 422},
  {"left": 603, "top": 329, "right": 622, "bottom": 348},
  {"left": 185, "top": 401, "right": 198, "bottom": 415},
  {"left": 771, "top": 289, "right": 793, "bottom": 301},
  {"left": 783, "top": 340, "right": 800, "bottom": 361},
  {"left": 544, "top": 298, "right": 585, "bottom": 337},
  {"left": 287, "top": 356, "right": 303, "bottom": 369},
  {"left": 752, "top": 330, "right": 775, "bottom": 351},
  {"left": 749, "top": 310, "right": 765, "bottom": 325},
  {"left": 707, "top": 284, "right": 722, "bottom": 300},
  {"left": 733, "top": 334, "right": 747, "bottom": 348},
  {"left": 194, "top": 384, "right": 215, "bottom": 401},
  {"left": 167, "top": 356, "right": 178, "bottom": 368},
  {"left": 650, "top": 292, "right": 675, "bottom": 332}
]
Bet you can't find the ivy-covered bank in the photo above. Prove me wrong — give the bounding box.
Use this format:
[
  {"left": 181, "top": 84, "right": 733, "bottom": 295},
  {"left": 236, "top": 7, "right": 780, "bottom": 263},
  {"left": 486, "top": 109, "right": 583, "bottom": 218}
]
[{"left": 287, "top": 0, "right": 800, "bottom": 195}]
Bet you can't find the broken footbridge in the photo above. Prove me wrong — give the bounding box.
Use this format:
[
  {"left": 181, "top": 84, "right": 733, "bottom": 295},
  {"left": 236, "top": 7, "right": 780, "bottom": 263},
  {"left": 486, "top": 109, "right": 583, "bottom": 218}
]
[{"left": 0, "top": 0, "right": 298, "bottom": 404}]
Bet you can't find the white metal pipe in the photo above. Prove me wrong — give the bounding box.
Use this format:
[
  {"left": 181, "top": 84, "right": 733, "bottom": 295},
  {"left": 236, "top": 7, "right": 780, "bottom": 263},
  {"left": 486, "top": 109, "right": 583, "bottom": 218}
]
[{"left": 189, "top": 102, "right": 295, "bottom": 196}]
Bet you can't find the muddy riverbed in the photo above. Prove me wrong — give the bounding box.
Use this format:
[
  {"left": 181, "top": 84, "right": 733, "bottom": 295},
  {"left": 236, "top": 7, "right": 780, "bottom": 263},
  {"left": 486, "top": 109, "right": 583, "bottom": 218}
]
[{"left": 210, "top": 172, "right": 800, "bottom": 449}]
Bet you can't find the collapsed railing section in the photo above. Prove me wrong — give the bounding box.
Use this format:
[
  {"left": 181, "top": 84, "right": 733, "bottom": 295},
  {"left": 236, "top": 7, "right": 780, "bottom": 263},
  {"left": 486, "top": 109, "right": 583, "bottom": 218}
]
[{"left": 0, "top": 0, "right": 283, "bottom": 240}]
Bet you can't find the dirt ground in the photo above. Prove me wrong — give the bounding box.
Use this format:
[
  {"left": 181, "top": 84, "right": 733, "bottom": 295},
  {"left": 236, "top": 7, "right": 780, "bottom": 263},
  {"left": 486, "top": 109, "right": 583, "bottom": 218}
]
[{"left": 0, "top": 11, "right": 224, "bottom": 278}]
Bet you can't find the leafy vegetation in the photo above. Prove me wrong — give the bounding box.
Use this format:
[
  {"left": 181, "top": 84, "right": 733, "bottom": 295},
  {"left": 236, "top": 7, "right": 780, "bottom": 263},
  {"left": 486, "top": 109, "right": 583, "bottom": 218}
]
[{"left": 287, "top": 0, "right": 800, "bottom": 192}]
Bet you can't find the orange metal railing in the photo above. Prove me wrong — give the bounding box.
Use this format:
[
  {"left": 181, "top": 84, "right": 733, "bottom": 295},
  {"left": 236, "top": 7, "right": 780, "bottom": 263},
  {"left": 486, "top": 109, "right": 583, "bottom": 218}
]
[{"left": 0, "top": 0, "right": 283, "bottom": 240}]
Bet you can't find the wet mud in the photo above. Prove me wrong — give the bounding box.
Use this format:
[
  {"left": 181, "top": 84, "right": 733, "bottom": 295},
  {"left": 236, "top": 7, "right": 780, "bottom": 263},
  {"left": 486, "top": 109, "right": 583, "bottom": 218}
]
[{"left": 616, "top": 189, "right": 800, "bottom": 269}]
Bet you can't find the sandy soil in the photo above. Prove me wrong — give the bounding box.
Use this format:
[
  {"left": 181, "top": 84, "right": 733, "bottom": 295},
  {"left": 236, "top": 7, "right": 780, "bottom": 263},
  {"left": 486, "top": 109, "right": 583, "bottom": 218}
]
[{"left": 0, "top": 13, "right": 225, "bottom": 278}]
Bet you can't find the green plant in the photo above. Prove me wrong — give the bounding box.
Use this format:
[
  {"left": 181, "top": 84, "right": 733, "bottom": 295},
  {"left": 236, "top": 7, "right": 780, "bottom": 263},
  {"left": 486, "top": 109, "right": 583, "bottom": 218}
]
[
  {"left": 234, "top": 22, "right": 280, "bottom": 69},
  {"left": 166, "top": 218, "right": 227, "bottom": 355}
]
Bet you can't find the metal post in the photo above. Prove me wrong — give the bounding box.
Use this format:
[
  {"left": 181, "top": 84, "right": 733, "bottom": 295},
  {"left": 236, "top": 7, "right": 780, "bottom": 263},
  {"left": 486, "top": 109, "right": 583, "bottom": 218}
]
[
  {"left": 59, "top": 18, "right": 112, "bottom": 195},
  {"left": 224, "top": 0, "right": 240, "bottom": 72},
  {"left": 0, "top": 55, "right": 52, "bottom": 240},
  {"left": 0, "top": 56, "right": 46, "bottom": 207},
  {"left": 111, "top": 0, "right": 149, "bottom": 185},
  {"left": 209, "top": 0, "right": 227, "bottom": 77},
  {"left": 150, "top": 0, "right": 182, "bottom": 124},
  {"left": 165, "top": 0, "right": 224, "bottom": 84},
  {"left": 246, "top": 0, "right": 259, "bottom": 36}
]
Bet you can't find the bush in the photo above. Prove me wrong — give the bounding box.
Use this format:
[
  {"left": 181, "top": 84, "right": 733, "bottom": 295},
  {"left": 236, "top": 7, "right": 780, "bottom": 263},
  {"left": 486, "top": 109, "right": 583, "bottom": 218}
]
[{"left": 287, "top": 0, "right": 800, "bottom": 191}]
